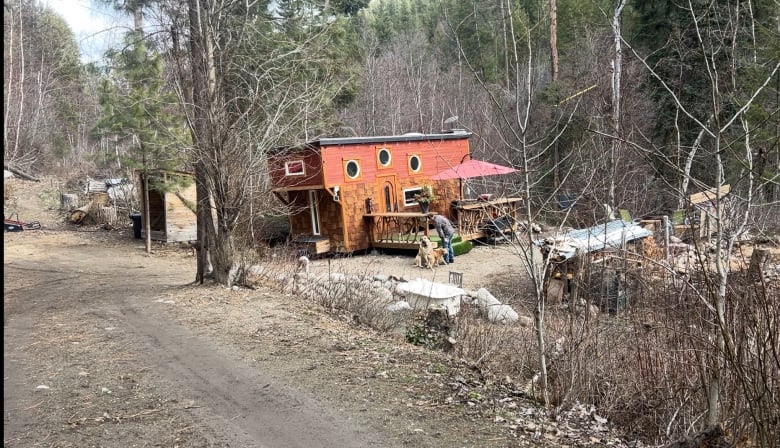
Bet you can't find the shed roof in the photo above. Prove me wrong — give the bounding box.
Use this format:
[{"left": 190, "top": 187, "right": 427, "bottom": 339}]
[{"left": 535, "top": 219, "right": 653, "bottom": 261}]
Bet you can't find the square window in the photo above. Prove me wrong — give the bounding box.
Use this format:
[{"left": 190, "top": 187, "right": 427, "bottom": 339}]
[
  {"left": 403, "top": 187, "right": 423, "bottom": 206},
  {"left": 285, "top": 160, "right": 305, "bottom": 176}
]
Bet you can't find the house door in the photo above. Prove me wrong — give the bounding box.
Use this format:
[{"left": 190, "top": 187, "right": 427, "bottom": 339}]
[{"left": 377, "top": 176, "right": 398, "bottom": 213}]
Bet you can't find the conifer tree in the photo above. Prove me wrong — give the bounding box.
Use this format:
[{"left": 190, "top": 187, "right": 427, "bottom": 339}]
[{"left": 93, "top": 30, "right": 188, "bottom": 252}]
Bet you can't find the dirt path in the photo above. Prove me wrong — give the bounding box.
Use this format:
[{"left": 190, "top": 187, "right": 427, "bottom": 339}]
[
  {"left": 3, "top": 230, "right": 402, "bottom": 447},
  {"left": 6, "top": 225, "right": 562, "bottom": 448}
]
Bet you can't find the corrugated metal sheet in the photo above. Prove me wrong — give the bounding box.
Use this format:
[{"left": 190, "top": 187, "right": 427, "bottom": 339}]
[{"left": 535, "top": 219, "right": 653, "bottom": 261}]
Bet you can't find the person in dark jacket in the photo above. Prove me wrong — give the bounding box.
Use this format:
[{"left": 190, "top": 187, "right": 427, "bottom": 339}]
[{"left": 428, "top": 213, "right": 456, "bottom": 263}]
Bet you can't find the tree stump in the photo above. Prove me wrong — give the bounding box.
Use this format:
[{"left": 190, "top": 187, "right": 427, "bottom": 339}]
[
  {"left": 60, "top": 193, "right": 79, "bottom": 211},
  {"left": 96, "top": 205, "right": 118, "bottom": 228},
  {"left": 748, "top": 247, "right": 769, "bottom": 282}
]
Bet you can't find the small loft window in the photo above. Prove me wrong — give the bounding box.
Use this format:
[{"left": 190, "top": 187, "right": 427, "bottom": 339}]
[
  {"left": 285, "top": 160, "right": 305, "bottom": 176},
  {"left": 344, "top": 159, "right": 362, "bottom": 180},
  {"left": 408, "top": 154, "right": 422, "bottom": 173},
  {"left": 377, "top": 147, "right": 392, "bottom": 168}
]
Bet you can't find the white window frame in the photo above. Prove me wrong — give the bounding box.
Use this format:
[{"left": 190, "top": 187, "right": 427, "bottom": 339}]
[
  {"left": 285, "top": 160, "right": 306, "bottom": 176},
  {"left": 344, "top": 159, "right": 361, "bottom": 180},
  {"left": 377, "top": 147, "right": 392, "bottom": 167},
  {"left": 408, "top": 154, "right": 422, "bottom": 173},
  {"left": 403, "top": 187, "right": 423, "bottom": 207}
]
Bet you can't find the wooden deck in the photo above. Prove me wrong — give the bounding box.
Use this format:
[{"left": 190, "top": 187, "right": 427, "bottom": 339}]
[
  {"left": 363, "top": 197, "right": 523, "bottom": 250},
  {"left": 364, "top": 212, "right": 430, "bottom": 248}
]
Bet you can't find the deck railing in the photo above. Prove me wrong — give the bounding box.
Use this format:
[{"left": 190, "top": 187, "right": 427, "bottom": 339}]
[
  {"left": 452, "top": 197, "right": 523, "bottom": 239},
  {"left": 363, "top": 212, "right": 430, "bottom": 248}
]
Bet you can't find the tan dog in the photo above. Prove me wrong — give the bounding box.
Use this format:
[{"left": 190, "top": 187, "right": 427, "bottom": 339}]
[
  {"left": 430, "top": 248, "right": 448, "bottom": 268},
  {"left": 414, "top": 236, "right": 435, "bottom": 269}
]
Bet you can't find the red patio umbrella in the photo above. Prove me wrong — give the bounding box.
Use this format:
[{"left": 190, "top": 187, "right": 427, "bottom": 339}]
[
  {"left": 431, "top": 158, "right": 517, "bottom": 200},
  {"left": 431, "top": 159, "right": 517, "bottom": 180}
]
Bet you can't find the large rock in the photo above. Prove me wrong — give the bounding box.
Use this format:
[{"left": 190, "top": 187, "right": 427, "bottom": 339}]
[
  {"left": 487, "top": 304, "right": 519, "bottom": 324},
  {"left": 474, "top": 288, "right": 501, "bottom": 307}
]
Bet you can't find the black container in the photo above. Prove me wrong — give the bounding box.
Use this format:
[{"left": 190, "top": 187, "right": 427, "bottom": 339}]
[{"left": 130, "top": 213, "right": 142, "bottom": 239}]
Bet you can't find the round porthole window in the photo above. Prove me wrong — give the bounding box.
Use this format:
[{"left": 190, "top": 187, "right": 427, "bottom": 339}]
[
  {"left": 409, "top": 155, "right": 421, "bottom": 172},
  {"left": 345, "top": 160, "right": 360, "bottom": 179},
  {"left": 378, "top": 148, "right": 391, "bottom": 166}
]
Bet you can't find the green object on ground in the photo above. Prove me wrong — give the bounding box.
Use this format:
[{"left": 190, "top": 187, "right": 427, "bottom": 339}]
[{"left": 453, "top": 240, "right": 473, "bottom": 256}]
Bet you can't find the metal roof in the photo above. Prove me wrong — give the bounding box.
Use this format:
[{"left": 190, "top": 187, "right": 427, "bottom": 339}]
[
  {"left": 535, "top": 219, "right": 653, "bottom": 261},
  {"left": 313, "top": 130, "right": 472, "bottom": 146}
]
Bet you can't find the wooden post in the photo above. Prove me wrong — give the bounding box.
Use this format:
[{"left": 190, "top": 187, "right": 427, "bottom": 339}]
[
  {"left": 748, "top": 248, "right": 770, "bottom": 282},
  {"left": 662, "top": 215, "right": 670, "bottom": 261}
]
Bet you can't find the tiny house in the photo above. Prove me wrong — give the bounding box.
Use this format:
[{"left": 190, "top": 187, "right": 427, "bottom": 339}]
[
  {"left": 269, "top": 131, "right": 523, "bottom": 255},
  {"left": 268, "top": 132, "right": 471, "bottom": 254},
  {"left": 135, "top": 169, "right": 197, "bottom": 243}
]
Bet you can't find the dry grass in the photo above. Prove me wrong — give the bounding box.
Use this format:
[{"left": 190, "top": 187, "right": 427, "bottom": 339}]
[
  {"left": 446, "top": 257, "right": 780, "bottom": 446},
  {"left": 242, "top": 239, "right": 778, "bottom": 447}
]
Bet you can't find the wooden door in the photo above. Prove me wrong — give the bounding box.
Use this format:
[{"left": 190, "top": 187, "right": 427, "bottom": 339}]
[{"left": 377, "top": 175, "right": 398, "bottom": 213}]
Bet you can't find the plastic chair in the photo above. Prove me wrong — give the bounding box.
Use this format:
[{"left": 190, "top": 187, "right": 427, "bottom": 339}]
[
  {"left": 449, "top": 271, "right": 463, "bottom": 288},
  {"left": 671, "top": 209, "right": 687, "bottom": 225}
]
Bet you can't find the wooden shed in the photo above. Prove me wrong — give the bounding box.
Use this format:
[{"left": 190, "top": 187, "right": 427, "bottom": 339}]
[
  {"left": 268, "top": 131, "right": 522, "bottom": 255},
  {"left": 135, "top": 169, "right": 197, "bottom": 243},
  {"left": 672, "top": 184, "right": 731, "bottom": 240}
]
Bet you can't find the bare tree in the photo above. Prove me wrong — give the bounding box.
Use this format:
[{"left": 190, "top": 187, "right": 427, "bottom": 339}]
[
  {"left": 608, "top": 0, "right": 627, "bottom": 208},
  {"left": 622, "top": 0, "right": 779, "bottom": 440},
  {"left": 182, "top": 0, "right": 352, "bottom": 286}
]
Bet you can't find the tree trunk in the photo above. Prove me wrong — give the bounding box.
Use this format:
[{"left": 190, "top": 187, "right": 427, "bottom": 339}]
[
  {"left": 189, "top": 0, "right": 210, "bottom": 282},
  {"left": 212, "top": 223, "right": 237, "bottom": 285},
  {"left": 4, "top": 164, "right": 40, "bottom": 182},
  {"left": 70, "top": 205, "right": 90, "bottom": 224},
  {"left": 748, "top": 248, "right": 769, "bottom": 282},
  {"left": 549, "top": 0, "right": 558, "bottom": 82},
  {"left": 608, "top": 0, "right": 627, "bottom": 208}
]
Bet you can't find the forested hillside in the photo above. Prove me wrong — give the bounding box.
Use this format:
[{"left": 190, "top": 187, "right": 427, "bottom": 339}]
[{"left": 4, "top": 1, "right": 779, "bottom": 446}]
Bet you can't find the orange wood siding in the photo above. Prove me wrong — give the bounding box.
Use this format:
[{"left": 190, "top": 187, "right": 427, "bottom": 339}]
[
  {"left": 339, "top": 182, "right": 373, "bottom": 251},
  {"left": 289, "top": 191, "right": 313, "bottom": 237},
  {"left": 321, "top": 139, "right": 468, "bottom": 187},
  {"left": 317, "top": 194, "right": 346, "bottom": 251}
]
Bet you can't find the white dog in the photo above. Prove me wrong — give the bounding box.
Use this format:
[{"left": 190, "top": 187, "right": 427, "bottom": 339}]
[
  {"left": 414, "top": 236, "right": 435, "bottom": 269},
  {"left": 297, "top": 255, "right": 310, "bottom": 273}
]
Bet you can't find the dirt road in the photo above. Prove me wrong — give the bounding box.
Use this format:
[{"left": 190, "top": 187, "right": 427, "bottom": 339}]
[
  {"left": 4, "top": 230, "right": 408, "bottom": 447},
  {"left": 5, "top": 223, "right": 548, "bottom": 448}
]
